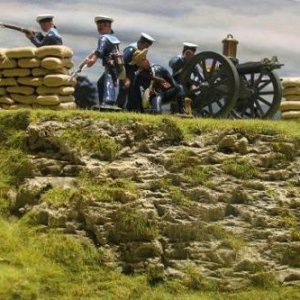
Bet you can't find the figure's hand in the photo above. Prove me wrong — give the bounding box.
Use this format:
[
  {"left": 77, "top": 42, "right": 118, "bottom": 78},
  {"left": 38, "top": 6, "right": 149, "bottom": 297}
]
[
  {"left": 124, "top": 78, "right": 130, "bottom": 88},
  {"left": 161, "top": 81, "right": 172, "bottom": 89},
  {"left": 85, "top": 54, "right": 97, "bottom": 68},
  {"left": 25, "top": 31, "right": 35, "bottom": 39}
]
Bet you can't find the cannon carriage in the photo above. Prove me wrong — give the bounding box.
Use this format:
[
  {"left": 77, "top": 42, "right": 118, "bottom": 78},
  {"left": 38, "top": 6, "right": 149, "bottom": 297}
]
[{"left": 179, "top": 34, "right": 284, "bottom": 118}]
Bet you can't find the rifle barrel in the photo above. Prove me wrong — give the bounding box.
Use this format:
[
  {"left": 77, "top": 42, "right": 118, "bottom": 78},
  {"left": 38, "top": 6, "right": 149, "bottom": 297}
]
[{"left": 0, "top": 23, "right": 36, "bottom": 34}]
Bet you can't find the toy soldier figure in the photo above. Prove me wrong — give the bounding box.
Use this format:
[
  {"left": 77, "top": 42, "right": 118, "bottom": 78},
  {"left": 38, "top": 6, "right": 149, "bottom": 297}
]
[
  {"left": 169, "top": 42, "right": 198, "bottom": 115},
  {"left": 117, "top": 33, "right": 155, "bottom": 111},
  {"left": 85, "top": 16, "right": 123, "bottom": 109},
  {"left": 169, "top": 42, "right": 198, "bottom": 83},
  {"left": 132, "top": 49, "right": 185, "bottom": 114},
  {"left": 25, "top": 14, "right": 63, "bottom": 47}
]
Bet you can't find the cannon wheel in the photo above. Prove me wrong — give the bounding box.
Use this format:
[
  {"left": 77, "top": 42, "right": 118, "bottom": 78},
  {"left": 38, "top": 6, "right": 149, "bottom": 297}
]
[
  {"left": 231, "top": 70, "right": 282, "bottom": 119},
  {"left": 180, "top": 51, "right": 240, "bottom": 117}
]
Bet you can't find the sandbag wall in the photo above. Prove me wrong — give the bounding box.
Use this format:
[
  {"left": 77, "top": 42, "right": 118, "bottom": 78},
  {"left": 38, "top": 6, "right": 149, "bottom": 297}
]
[
  {"left": 280, "top": 78, "right": 300, "bottom": 121},
  {"left": 0, "top": 46, "right": 77, "bottom": 110}
]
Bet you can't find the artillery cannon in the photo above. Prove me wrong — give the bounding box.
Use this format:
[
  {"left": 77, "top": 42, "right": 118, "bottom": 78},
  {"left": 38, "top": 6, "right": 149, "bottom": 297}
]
[{"left": 179, "top": 34, "right": 284, "bottom": 118}]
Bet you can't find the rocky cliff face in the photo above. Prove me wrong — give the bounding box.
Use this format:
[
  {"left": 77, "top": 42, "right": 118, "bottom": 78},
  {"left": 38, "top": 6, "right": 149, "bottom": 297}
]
[{"left": 3, "top": 111, "right": 300, "bottom": 291}]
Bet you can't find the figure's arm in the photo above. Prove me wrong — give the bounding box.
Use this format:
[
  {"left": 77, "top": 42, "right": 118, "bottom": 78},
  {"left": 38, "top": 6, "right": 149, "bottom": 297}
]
[
  {"left": 85, "top": 36, "right": 107, "bottom": 67},
  {"left": 123, "top": 47, "right": 136, "bottom": 87},
  {"left": 28, "top": 32, "right": 44, "bottom": 47}
]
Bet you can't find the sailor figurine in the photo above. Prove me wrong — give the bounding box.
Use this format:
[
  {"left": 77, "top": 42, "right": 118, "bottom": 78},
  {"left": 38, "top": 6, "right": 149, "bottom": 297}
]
[
  {"left": 169, "top": 42, "right": 198, "bottom": 83},
  {"left": 132, "top": 49, "right": 185, "bottom": 114},
  {"left": 85, "top": 16, "right": 122, "bottom": 109},
  {"left": 169, "top": 42, "right": 198, "bottom": 115},
  {"left": 25, "top": 14, "right": 63, "bottom": 47},
  {"left": 117, "top": 32, "right": 155, "bottom": 111}
]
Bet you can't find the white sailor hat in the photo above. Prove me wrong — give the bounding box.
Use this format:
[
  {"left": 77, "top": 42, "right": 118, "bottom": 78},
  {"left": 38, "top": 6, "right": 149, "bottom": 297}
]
[
  {"left": 94, "top": 16, "right": 114, "bottom": 24},
  {"left": 183, "top": 42, "right": 198, "bottom": 48},
  {"left": 140, "top": 32, "right": 155, "bottom": 44},
  {"left": 36, "top": 14, "right": 54, "bottom": 23}
]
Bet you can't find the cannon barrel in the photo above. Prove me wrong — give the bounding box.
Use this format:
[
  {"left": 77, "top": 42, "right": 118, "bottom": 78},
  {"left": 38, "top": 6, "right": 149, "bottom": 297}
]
[{"left": 236, "top": 56, "right": 284, "bottom": 75}]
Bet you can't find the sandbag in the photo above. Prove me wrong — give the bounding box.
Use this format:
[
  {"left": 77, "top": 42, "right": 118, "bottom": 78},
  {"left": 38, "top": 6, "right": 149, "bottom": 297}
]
[
  {"left": 58, "top": 95, "right": 75, "bottom": 103},
  {"left": 50, "top": 68, "right": 69, "bottom": 75},
  {"left": 41, "top": 57, "right": 64, "bottom": 70},
  {"left": 282, "top": 78, "right": 300, "bottom": 89},
  {"left": 43, "top": 74, "right": 76, "bottom": 87},
  {"left": 0, "top": 78, "right": 17, "bottom": 86},
  {"left": 0, "top": 96, "right": 14, "bottom": 104},
  {"left": 0, "top": 58, "right": 17, "bottom": 69},
  {"left": 63, "top": 58, "right": 74, "bottom": 69},
  {"left": 35, "top": 46, "right": 73, "bottom": 59},
  {"left": 0, "top": 87, "right": 6, "bottom": 96},
  {"left": 3, "top": 104, "right": 31, "bottom": 110},
  {"left": 18, "top": 58, "right": 41, "bottom": 68},
  {"left": 283, "top": 87, "right": 300, "bottom": 97},
  {"left": 7, "top": 86, "right": 35, "bottom": 96},
  {"left": 283, "top": 95, "right": 300, "bottom": 102},
  {"left": 10, "top": 94, "right": 37, "bottom": 104},
  {"left": 36, "top": 95, "right": 60, "bottom": 106},
  {"left": 2, "top": 68, "right": 31, "bottom": 77},
  {"left": 18, "top": 77, "right": 43, "bottom": 87},
  {"left": 31, "top": 68, "right": 51, "bottom": 77},
  {"left": 281, "top": 111, "right": 300, "bottom": 119},
  {"left": 5, "top": 47, "right": 36, "bottom": 59},
  {"left": 280, "top": 101, "right": 300, "bottom": 112},
  {"left": 56, "top": 102, "right": 77, "bottom": 110},
  {"left": 37, "top": 85, "right": 75, "bottom": 96}
]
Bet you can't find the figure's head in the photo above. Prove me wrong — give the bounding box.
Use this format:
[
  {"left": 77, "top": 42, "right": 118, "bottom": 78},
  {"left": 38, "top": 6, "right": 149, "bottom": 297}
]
[
  {"left": 182, "top": 42, "right": 198, "bottom": 60},
  {"left": 94, "top": 16, "right": 114, "bottom": 34},
  {"left": 36, "top": 14, "right": 55, "bottom": 32},
  {"left": 137, "top": 33, "right": 155, "bottom": 50},
  {"left": 131, "top": 49, "right": 150, "bottom": 70}
]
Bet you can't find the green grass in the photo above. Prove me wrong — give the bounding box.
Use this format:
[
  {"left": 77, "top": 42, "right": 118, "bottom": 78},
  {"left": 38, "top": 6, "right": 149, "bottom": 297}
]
[
  {"left": 110, "top": 209, "right": 158, "bottom": 243},
  {"left": 0, "top": 218, "right": 299, "bottom": 299},
  {"left": 0, "top": 148, "right": 32, "bottom": 186},
  {"left": 4, "top": 109, "right": 296, "bottom": 141},
  {"left": 221, "top": 157, "right": 259, "bottom": 180},
  {"left": 78, "top": 171, "right": 139, "bottom": 203},
  {"left": 205, "top": 224, "right": 245, "bottom": 252},
  {"left": 164, "top": 149, "right": 212, "bottom": 187},
  {"left": 0, "top": 111, "right": 300, "bottom": 298},
  {"left": 61, "top": 128, "right": 121, "bottom": 161},
  {"left": 40, "top": 188, "right": 77, "bottom": 208}
]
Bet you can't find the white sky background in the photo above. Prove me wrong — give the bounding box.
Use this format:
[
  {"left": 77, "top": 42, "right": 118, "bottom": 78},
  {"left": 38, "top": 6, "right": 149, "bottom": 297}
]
[{"left": 0, "top": 0, "right": 299, "bottom": 81}]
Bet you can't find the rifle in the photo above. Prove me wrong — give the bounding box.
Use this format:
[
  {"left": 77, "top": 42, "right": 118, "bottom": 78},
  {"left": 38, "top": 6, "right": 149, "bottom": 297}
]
[
  {"left": 69, "top": 59, "right": 88, "bottom": 81},
  {"left": 0, "top": 22, "right": 39, "bottom": 35}
]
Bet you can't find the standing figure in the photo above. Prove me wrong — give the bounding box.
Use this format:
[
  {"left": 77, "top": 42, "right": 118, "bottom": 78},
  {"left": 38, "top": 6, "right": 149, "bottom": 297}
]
[
  {"left": 85, "top": 16, "right": 122, "bottom": 109},
  {"left": 25, "top": 14, "right": 63, "bottom": 47},
  {"left": 117, "top": 33, "right": 155, "bottom": 111},
  {"left": 169, "top": 42, "right": 198, "bottom": 114},
  {"left": 132, "top": 49, "right": 185, "bottom": 114}
]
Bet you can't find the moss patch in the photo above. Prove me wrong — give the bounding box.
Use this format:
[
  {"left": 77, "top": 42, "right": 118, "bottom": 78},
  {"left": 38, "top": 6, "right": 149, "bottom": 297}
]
[{"left": 221, "top": 158, "right": 259, "bottom": 180}]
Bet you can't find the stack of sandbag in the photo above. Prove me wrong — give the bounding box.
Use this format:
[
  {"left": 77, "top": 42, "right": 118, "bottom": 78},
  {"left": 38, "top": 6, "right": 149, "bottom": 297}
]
[
  {"left": 0, "top": 46, "right": 77, "bottom": 110},
  {"left": 280, "top": 78, "right": 300, "bottom": 121}
]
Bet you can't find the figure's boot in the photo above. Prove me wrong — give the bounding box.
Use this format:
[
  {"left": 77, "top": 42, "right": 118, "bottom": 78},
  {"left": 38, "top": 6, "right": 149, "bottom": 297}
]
[
  {"left": 151, "top": 96, "right": 162, "bottom": 114},
  {"left": 184, "top": 97, "right": 193, "bottom": 116},
  {"left": 177, "top": 97, "right": 185, "bottom": 114}
]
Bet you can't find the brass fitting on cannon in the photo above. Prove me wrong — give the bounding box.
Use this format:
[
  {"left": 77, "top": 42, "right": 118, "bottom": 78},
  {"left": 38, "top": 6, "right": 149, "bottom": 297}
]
[{"left": 222, "top": 34, "right": 239, "bottom": 59}]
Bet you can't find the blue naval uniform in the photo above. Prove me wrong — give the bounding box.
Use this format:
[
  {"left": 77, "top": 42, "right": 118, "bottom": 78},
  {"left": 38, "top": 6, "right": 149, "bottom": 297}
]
[
  {"left": 117, "top": 42, "right": 138, "bottom": 110},
  {"left": 134, "top": 64, "right": 184, "bottom": 114},
  {"left": 95, "top": 33, "right": 120, "bottom": 105},
  {"left": 169, "top": 54, "right": 201, "bottom": 100},
  {"left": 30, "top": 27, "right": 63, "bottom": 47},
  {"left": 169, "top": 55, "right": 187, "bottom": 83}
]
